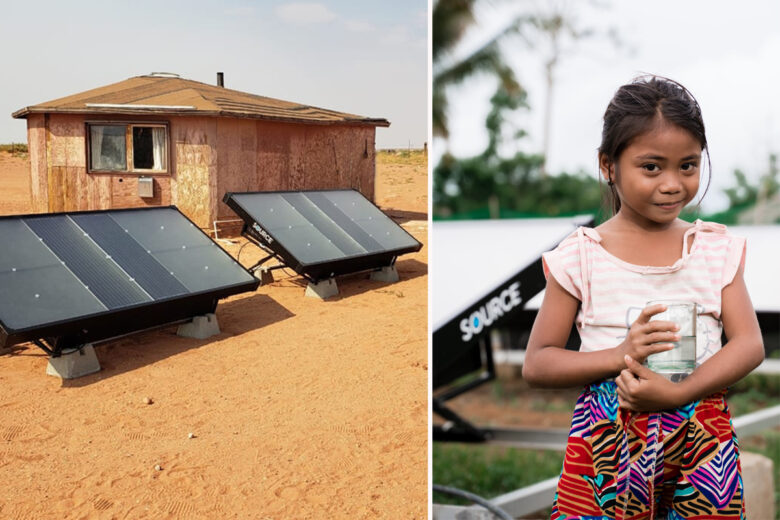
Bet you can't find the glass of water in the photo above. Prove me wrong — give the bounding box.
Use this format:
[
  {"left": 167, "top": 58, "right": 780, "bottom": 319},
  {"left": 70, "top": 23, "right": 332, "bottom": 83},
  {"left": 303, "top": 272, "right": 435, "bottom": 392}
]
[{"left": 644, "top": 300, "right": 697, "bottom": 382}]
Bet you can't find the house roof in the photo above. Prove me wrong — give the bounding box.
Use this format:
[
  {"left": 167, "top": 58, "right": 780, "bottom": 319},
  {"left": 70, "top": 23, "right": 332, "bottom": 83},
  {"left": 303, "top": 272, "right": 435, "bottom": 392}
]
[{"left": 12, "top": 73, "right": 390, "bottom": 127}]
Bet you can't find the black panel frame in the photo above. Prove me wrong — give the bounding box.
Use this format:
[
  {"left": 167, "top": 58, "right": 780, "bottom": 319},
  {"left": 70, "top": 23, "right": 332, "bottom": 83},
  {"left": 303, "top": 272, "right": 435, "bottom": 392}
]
[
  {"left": 0, "top": 206, "right": 259, "bottom": 353},
  {"left": 223, "top": 190, "right": 423, "bottom": 283}
]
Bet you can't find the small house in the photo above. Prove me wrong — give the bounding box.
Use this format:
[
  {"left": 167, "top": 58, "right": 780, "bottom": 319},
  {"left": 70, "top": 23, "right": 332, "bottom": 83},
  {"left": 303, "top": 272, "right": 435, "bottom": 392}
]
[{"left": 12, "top": 72, "right": 389, "bottom": 230}]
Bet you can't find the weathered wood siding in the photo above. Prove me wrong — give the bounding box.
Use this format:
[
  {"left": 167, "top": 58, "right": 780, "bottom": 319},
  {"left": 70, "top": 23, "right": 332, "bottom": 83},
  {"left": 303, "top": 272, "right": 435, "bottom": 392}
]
[
  {"left": 26, "top": 113, "right": 377, "bottom": 229},
  {"left": 215, "top": 118, "right": 377, "bottom": 220},
  {"left": 171, "top": 117, "right": 217, "bottom": 228},
  {"left": 26, "top": 114, "right": 48, "bottom": 213},
  {"left": 46, "top": 115, "right": 89, "bottom": 213},
  {"left": 33, "top": 114, "right": 172, "bottom": 215},
  {"left": 111, "top": 176, "right": 171, "bottom": 208}
]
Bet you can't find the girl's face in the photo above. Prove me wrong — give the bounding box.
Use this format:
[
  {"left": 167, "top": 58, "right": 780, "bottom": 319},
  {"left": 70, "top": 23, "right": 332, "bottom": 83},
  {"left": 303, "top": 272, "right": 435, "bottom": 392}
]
[{"left": 600, "top": 119, "right": 701, "bottom": 226}]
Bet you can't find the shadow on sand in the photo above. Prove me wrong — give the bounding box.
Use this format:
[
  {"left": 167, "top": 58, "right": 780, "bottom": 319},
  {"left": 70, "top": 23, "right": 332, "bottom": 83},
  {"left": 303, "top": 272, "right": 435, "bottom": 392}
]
[
  {"left": 269, "top": 258, "right": 428, "bottom": 301},
  {"left": 13, "top": 293, "right": 297, "bottom": 387}
]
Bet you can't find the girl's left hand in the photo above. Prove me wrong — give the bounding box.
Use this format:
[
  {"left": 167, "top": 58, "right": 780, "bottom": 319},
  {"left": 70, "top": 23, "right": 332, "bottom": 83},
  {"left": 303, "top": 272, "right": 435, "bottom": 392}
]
[{"left": 615, "top": 355, "right": 684, "bottom": 411}]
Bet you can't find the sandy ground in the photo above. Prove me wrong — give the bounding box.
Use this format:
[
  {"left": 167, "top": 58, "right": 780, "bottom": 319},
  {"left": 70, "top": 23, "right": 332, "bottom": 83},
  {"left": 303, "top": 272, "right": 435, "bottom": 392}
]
[
  {"left": 0, "top": 151, "right": 428, "bottom": 519},
  {"left": 0, "top": 151, "right": 32, "bottom": 215}
]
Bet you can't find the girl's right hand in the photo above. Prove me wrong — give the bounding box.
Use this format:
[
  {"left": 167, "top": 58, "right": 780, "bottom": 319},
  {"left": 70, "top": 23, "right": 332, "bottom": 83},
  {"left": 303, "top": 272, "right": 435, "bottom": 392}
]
[{"left": 615, "top": 304, "right": 679, "bottom": 368}]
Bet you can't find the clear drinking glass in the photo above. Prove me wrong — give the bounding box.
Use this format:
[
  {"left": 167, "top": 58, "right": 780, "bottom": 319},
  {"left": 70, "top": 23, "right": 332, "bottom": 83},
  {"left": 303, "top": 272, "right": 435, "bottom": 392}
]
[{"left": 644, "top": 300, "right": 697, "bottom": 382}]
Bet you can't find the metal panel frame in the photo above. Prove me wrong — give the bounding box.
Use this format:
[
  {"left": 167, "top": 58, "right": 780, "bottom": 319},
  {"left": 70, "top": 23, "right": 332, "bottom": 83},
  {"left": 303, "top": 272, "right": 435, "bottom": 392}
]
[
  {"left": 0, "top": 206, "right": 259, "bottom": 352},
  {"left": 223, "top": 190, "right": 423, "bottom": 282}
]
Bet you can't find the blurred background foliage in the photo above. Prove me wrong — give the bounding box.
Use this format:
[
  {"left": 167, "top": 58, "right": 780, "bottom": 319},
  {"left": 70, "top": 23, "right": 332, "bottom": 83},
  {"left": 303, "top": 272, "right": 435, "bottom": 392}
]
[{"left": 432, "top": 0, "right": 779, "bottom": 224}]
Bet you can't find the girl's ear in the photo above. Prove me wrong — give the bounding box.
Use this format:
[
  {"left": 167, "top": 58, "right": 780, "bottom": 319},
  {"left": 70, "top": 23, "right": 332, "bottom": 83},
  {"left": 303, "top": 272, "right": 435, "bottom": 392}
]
[{"left": 598, "top": 154, "right": 614, "bottom": 184}]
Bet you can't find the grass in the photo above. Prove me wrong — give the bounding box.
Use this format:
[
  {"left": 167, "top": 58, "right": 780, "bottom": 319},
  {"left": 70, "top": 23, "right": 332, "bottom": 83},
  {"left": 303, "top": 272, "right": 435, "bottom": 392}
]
[
  {"left": 376, "top": 148, "right": 427, "bottom": 167},
  {"left": 728, "top": 373, "right": 780, "bottom": 416},
  {"left": 0, "top": 143, "right": 28, "bottom": 154},
  {"left": 433, "top": 443, "right": 563, "bottom": 510}
]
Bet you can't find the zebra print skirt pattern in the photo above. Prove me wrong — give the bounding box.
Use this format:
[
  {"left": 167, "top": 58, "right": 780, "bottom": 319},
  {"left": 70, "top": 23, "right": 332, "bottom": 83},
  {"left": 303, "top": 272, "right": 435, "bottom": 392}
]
[{"left": 550, "top": 381, "right": 745, "bottom": 519}]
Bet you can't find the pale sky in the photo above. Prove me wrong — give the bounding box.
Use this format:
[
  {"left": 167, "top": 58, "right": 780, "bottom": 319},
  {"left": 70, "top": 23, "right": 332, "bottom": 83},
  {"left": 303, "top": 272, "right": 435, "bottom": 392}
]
[
  {"left": 437, "top": 1, "right": 780, "bottom": 213},
  {"left": 0, "top": 0, "right": 427, "bottom": 150}
]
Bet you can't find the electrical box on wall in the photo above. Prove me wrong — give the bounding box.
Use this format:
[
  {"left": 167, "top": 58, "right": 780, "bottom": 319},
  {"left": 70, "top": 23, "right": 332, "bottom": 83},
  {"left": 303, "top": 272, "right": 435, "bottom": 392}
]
[{"left": 138, "top": 177, "right": 154, "bottom": 198}]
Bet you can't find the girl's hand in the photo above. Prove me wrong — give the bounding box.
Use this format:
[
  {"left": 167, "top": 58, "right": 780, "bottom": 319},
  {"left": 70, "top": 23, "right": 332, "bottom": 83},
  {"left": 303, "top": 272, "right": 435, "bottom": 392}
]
[
  {"left": 615, "top": 304, "right": 679, "bottom": 367},
  {"left": 616, "top": 355, "right": 684, "bottom": 411}
]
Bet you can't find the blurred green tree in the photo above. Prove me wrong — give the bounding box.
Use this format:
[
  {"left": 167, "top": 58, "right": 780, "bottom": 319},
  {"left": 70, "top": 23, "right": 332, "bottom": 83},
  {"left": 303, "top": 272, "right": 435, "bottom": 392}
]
[
  {"left": 433, "top": 0, "right": 618, "bottom": 219},
  {"left": 434, "top": 85, "right": 603, "bottom": 219},
  {"left": 703, "top": 154, "right": 780, "bottom": 224}
]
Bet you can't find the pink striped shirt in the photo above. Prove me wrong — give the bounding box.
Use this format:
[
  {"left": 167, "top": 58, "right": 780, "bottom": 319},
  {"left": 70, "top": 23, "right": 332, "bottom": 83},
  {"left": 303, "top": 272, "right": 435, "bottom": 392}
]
[{"left": 542, "top": 220, "right": 746, "bottom": 366}]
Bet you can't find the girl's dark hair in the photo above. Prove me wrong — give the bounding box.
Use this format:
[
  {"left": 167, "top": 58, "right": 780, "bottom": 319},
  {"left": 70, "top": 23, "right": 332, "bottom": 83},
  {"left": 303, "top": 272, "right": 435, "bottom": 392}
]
[{"left": 599, "top": 75, "right": 711, "bottom": 215}]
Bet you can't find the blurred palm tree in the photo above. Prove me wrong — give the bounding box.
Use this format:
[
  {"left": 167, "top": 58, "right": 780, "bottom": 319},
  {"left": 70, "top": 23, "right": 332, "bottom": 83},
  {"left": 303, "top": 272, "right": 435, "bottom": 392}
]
[
  {"left": 433, "top": 0, "right": 625, "bottom": 219},
  {"left": 432, "top": 0, "right": 527, "bottom": 138}
]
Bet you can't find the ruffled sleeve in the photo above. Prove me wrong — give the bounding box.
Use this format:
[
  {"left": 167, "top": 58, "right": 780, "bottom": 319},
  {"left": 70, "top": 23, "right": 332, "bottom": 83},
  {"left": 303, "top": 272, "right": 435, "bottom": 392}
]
[
  {"left": 721, "top": 234, "right": 746, "bottom": 288},
  {"left": 542, "top": 231, "right": 583, "bottom": 301},
  {"left": 692, "top": 220, "right": 746, "bottom": 289}
]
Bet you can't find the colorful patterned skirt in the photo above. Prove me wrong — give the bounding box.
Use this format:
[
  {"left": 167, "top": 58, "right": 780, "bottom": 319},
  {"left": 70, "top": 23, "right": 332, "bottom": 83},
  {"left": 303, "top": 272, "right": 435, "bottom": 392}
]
[{"left": 551, "top": 381, "right": 745, "bottom": 520}]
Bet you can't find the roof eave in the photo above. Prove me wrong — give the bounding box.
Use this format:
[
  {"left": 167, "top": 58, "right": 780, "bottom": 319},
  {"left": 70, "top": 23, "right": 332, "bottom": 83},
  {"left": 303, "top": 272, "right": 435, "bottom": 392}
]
[
  {"left": 12, "top": 107, "right": 391, "bottom": 127},
  {"left": 11, "top": 107, "right": 32, "bottom": 119}
]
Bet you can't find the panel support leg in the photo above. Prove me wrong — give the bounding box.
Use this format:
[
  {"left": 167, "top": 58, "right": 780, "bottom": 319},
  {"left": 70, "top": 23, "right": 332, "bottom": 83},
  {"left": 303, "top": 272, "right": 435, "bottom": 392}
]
[
  {"left": 370, "top": 265, "right": 399, "bottom": 283},
  {"left": 46, "top": 344, "right": 101, "bottom": 379},
  {"left": 255, "top": 266, "right": 275, "bottom": 285},
  {"left": 177, "top": 313, "right": 220, "bottom": 339},
  {"left": 304, "top": 278, "right": 339, "bottom": 300}
]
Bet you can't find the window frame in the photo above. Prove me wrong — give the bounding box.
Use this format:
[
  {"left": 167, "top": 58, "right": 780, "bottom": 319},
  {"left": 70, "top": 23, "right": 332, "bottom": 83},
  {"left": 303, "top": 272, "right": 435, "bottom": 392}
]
[{"left": 86, "top": 121, "right": 171, "bottom": 175}]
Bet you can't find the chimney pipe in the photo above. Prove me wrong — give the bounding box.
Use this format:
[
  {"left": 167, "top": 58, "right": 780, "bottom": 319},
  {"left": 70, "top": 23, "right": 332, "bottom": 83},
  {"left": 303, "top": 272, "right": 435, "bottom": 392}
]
[{"left": 217, "top": 72, "right": 224, "bottom": 87}]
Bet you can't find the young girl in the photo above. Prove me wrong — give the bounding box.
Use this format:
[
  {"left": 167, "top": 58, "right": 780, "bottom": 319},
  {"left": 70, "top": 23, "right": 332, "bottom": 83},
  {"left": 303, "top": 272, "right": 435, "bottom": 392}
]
[{"left": 522, "top": 76, "right": 764, "bottom": 519}]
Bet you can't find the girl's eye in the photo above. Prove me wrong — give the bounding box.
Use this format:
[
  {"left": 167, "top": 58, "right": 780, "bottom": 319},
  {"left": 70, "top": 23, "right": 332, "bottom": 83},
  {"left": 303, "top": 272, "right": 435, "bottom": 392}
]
[
  {"left": 681, "top": 162, "right": 698, "bottom": 173},
  {"left": 642, "top": 163, "right": 660, "bottom": 173}
]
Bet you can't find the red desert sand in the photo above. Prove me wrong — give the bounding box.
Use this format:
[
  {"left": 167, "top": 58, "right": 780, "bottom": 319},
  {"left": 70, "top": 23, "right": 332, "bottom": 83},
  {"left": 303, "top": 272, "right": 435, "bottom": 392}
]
[{"left": 0, "top": 150, "right": 428, "bottom": 519}]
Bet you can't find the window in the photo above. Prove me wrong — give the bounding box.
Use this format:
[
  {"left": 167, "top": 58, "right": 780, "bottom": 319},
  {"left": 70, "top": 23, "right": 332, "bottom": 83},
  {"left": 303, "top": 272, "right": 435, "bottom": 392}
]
[{"left": 88, "top": 123, "right": 168, "bottom": 173}]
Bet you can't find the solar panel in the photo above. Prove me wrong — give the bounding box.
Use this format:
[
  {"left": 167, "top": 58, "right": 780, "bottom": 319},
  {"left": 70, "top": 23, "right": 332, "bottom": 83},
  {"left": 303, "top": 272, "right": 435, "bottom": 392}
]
[
  {"left": 223, "top": 190, "right": 422, "bottom": 283},
  {"left": 0, "top": 207, "right": 259, "bottom": 353}
]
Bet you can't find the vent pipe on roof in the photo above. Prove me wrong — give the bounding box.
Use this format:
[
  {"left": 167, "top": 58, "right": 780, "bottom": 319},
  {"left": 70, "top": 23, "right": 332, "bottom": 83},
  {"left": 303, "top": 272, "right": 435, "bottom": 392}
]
[{"left": 217, "top": 72, "right": 224, "bottom": 87}]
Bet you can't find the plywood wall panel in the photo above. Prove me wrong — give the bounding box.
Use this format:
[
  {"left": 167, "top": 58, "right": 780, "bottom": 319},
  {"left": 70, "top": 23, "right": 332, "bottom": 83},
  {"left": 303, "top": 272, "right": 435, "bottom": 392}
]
[
  {"left": 302, "top": 127, "right": 336, "bottom": 190},
  {"left": 47, "top": 166, "right": 80, "bottom": 213},
  {"left": 62, "top": 167, "right": 81, "bottom": 212},
  {"left": 215, "top": 118, "right": 258, "bottom": 219},
  {"left": 47, "top": 166, "right": 63, "bottom": 214},
  {"left": 88, "top": 175, "right": 113, "bottom": 211},
  {"left": 110, "top": 176, "right": 171, "bottom": 208},
  {"left": 29, "top": 111, "right": 378, "bottom": 230},
  {"left": 328, "top": 126, "right": 372, "bottom": 192},
  {"left": 48, "top": 115, "right": 86, "bottom": 168},
  {"left": 172, "top": 117, "right": 217, "bottom": 228},
  {"left": 255, "top": 120, "right": 292, "bottom": 193},
  {"left": 27, "top": 114, "right": 48, "bottom": 213},
  {"left": 293, "top": 125, "right": 375, "bottom": 200},
  {"left": 289, "top": 130, "right": 306, "bottom": 191},
  {"left": 360, "top": 127, "right": 376, "bottom": 201},
  {"left": 75, "top": 167, "right": 91, "bottom": 212}
]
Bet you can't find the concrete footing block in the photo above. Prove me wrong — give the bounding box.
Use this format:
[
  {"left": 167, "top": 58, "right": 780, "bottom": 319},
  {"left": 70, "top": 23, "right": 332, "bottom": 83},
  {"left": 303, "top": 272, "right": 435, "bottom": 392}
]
[
  {"left": 177, "top": 313, "right": 220, "bottom": 339},
  {"left": 742, "top": 450, "right": 775, "bottom": 518},
  {"left": 254, "top": 267, "right": 274, "bottom": 285},
  {"left": 46, "top": 344, "right": 101, "bottom": 379},
  {"left": 370, "top": 265, "right": 399, "bottom": 283},
  {"left": 305, "top": 278, "right": 339, "bottom": 299}
]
